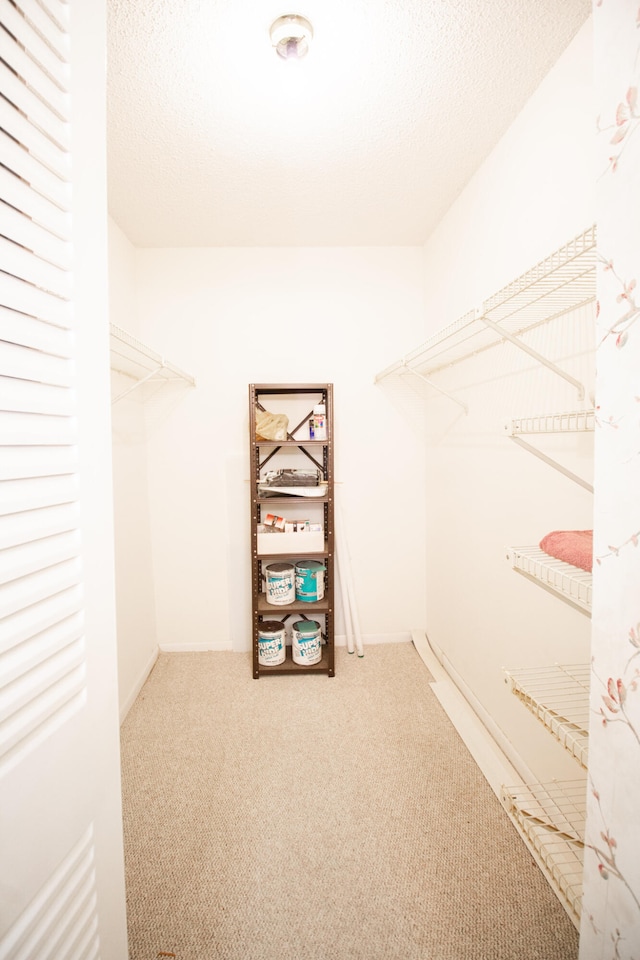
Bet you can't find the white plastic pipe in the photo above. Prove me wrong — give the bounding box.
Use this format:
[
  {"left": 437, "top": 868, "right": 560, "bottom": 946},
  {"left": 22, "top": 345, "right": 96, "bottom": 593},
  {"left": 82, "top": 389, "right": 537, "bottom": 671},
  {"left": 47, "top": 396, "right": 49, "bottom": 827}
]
[
  {"left": 336, "top": 491, "right": 364, "bottom": 657},
  {"left": 347, "top": 564, "right": 364, "bottom": 658},
  {"left": 336, "top": 544, "right": 355, "bottom": 655},
  {"left": 334, "top": 485, "right": 354, "bottom": 653}
]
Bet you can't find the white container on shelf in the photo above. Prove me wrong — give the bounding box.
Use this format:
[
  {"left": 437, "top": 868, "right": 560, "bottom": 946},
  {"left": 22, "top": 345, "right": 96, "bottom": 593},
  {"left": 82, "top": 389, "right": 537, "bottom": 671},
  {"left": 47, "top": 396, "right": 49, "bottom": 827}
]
[
  {"left": 257, "top": 530, "right": 324, "bottom": 555},
  {"left": 311, "top": 404, "right": 327, "bottom": 440}
]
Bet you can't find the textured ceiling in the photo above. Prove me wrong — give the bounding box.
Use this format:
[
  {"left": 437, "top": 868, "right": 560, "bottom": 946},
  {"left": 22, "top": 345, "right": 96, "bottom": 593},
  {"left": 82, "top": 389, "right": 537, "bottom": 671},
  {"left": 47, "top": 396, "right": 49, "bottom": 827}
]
[{"left": 107, "top": 0, "right": 591, "bottom": 247}]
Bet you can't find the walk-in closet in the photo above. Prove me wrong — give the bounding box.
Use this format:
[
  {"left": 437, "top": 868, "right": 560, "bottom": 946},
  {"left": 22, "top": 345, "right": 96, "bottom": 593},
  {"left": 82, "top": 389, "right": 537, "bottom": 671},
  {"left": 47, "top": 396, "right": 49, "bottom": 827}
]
[{"left": 2, "top": 2, "right": 639, "bottom": 959}]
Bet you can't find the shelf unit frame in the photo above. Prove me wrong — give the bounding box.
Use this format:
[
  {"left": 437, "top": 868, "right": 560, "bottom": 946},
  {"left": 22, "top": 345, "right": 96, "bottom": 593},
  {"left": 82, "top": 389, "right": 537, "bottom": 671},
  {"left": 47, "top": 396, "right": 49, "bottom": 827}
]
[{"left": 249, "top": 383, "right": 335, "bottom": 679}]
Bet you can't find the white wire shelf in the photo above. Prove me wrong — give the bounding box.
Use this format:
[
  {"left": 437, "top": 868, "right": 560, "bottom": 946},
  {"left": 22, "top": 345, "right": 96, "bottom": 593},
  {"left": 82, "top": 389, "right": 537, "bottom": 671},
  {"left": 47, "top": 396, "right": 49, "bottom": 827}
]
[
  {"left": 483, "top": 226, "right": 596, "bottom": 326},
  {"left": 507, "top": 545, "right": 592, "bottom": 615},
  {"left": 505, "top": 410, "right": 595, "bottom": 492},
  {"left": 506, "top": 410, "right": 595, "bottom": 436},
  {"left": 501, "top": 779, "right": 586, "bottom": 929},
  {"left": 109, "top": 323, "right": 196, "bottom": 404},
  {"left": 504, "top": 664, "right": 590, "bottom": 768},
  {"left": 374, "top": 225, "right": 596, "bottom": 394}
]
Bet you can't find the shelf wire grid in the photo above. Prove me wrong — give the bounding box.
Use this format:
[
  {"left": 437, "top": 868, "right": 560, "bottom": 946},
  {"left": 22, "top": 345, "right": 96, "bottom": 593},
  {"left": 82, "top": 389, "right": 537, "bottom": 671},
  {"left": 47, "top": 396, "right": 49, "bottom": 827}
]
[
  {"left": 501, "top": 779, "right": 586, "bottom": 928},
  {"left": 482, "top": 225, "right": 597, "bottom": 327},
  {"left": 504, "top": 664, "right": 590, "bottom": 767},
  {"left": 375, "top": 225, "right": 596, "bottom": 383},
  {"left": 507, "top": 545, "right": 592, "bottom": 615},
  {"left": 110, "top": 323, "right": 196, "bottom": 394},
  {"left": 507, "top": 410, "right": 595, "bottom": 435}
]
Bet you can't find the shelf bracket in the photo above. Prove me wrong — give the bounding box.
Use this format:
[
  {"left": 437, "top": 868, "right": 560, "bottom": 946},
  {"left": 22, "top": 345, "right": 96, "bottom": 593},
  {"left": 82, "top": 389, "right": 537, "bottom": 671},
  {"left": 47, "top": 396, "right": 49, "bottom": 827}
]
[
  {"left": 507, "top": 436, "right": 593, "bottom": 493},
  {"left": 477, "top": 314, "right": 585, "bottom": 400},
  {"left": 401, "top": 363, "right": 468, "bottom": 413},
  {"left": 110, "top": 323, "right": 196, "bottom": 405},
  {"left": 111, "top": 364, "right": 165, "bottom": 404}
]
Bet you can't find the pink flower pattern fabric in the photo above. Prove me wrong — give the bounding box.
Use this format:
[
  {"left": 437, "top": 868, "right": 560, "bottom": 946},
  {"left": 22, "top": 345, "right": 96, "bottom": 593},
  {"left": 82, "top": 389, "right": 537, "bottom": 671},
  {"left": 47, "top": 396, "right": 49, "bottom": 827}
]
[{"left": 581, "top": 4, "right": 640, "bottom": 957}]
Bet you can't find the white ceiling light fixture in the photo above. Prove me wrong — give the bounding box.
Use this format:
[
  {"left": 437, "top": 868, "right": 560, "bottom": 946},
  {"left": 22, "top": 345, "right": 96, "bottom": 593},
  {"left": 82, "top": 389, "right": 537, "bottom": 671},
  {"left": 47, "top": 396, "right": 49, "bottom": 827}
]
[{"left": 270, "top": 14, "right": 314, "bottom": 60}]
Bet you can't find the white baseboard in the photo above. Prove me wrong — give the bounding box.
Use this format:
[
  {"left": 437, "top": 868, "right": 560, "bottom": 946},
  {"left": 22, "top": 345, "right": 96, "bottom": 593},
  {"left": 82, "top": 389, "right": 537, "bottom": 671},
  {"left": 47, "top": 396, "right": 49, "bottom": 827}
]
[
  {"left": 119, "top": 646, "right": 159, "bottom": 724},
  {"left": 335, "top": 632, "right": 411, "bottom": 647},
  {"left": 156, "top": 634, "right": 410, "bottom": 657},
  {"left": 232, "top": 633, "right": 411, "bottom": 655},
  {"left": 158, "top": 641, "right": 234, "bottom": 653},
  {"left": 411, "top": 629, "right": 525, "bottom": 798}
]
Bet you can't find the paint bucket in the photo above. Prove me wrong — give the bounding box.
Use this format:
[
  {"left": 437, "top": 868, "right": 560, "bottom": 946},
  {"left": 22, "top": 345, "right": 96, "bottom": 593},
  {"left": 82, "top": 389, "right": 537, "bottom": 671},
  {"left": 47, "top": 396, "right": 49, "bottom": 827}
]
[
  {"left": 258, "top": 620, "right": 286, "bottom": 666},
  {"left": 295, "top": 560, "right": 325, "bottom": 602},
  {"left": 265, "top": 562, "right": 295, "bottom": 605},
  {"left": 292, "top": 619, "right": 322, "bottom": 665}
]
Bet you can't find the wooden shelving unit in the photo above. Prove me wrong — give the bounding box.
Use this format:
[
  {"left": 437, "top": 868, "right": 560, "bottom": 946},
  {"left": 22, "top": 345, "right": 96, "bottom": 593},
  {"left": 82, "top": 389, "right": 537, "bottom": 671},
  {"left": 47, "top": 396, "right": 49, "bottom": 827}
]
[{"left": 249, "top": 384, "right": 335, "bottom": 679}]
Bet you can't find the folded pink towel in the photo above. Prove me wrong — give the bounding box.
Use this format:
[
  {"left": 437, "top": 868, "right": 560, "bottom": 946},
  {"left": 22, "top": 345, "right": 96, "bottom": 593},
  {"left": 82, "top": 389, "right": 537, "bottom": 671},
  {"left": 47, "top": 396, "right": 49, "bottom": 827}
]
[{"left": 539, "top": 530, "right": 593, "bottom": 572}]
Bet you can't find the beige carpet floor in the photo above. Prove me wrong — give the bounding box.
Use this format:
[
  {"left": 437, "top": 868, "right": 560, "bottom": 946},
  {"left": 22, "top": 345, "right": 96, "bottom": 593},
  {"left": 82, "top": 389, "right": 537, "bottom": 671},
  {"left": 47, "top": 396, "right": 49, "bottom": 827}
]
[{"left": 120, "top": 643, "right": 579, "bottom": 960}]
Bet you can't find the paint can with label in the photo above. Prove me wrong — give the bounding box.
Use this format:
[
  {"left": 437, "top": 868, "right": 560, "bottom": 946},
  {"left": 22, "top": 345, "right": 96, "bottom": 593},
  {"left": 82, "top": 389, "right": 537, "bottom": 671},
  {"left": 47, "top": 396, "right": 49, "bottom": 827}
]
[
  {"left": 292, "top": 619, "right": 322, "bottom": 665},
  {"left": 265, "top": 562, "right": 295, "bottom": 605},
  {"left": 295, "top": 560, "right": 325, "bottom": 602},
  {"left": 258, "top": 620, "right": 286, "bottom": 666}
]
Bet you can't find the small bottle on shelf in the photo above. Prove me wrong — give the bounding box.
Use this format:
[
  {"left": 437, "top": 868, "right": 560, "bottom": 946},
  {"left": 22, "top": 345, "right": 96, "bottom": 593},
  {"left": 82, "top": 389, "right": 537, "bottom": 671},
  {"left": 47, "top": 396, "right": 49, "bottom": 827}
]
[{"left": 312, "top": 404, "right": 327, "bottom": 440}]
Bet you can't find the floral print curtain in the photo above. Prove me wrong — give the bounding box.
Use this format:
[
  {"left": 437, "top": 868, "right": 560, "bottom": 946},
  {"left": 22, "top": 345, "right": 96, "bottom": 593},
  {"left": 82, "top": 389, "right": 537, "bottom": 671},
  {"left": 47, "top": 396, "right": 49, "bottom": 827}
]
[{"left": 580, "top": 2, "right": 640, "bottom": 957}]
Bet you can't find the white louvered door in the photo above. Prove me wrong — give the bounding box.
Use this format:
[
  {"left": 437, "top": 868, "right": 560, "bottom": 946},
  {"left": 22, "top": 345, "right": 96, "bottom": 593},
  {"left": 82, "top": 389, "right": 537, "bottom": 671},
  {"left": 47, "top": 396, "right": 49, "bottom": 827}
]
[{"left": 0, "top": 2, "right": 127, "bottom": 957}]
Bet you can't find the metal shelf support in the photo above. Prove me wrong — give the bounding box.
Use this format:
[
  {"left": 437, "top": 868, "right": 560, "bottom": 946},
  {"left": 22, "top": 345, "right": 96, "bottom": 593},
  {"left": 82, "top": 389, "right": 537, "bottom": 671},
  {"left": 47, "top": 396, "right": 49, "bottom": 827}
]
[
  {"left": 477, "top": 313, "right": 586, "bottom": 400},
  {"left": 504, "top": 410, "right": 595, "bottom": 492},
  {"left": 507, "top": 436, "right": 593, "bottom": 492}
]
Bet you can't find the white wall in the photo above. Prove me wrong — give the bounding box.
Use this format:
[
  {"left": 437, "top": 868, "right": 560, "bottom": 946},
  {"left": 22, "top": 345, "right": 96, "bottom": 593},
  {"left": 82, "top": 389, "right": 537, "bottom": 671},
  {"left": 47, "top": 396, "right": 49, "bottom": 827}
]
[
  {"left": 109, "top": 219, "right": 158, "bottom": 717},
  {"left": 131, "top": 247, "right": 427, "bottom": 654},
  {"left": 412, "top": 18, "right": 596, "bottom": 781},
  {"left": 421, "top": 18, "right": 595, "bottom": 327}
]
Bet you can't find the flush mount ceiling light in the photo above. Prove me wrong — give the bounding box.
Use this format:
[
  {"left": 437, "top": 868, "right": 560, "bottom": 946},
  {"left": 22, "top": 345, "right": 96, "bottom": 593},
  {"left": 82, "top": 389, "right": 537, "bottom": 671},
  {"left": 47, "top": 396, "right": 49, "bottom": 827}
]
[{"left": 270, "top": 14, "right": 313, "bottom": 60}]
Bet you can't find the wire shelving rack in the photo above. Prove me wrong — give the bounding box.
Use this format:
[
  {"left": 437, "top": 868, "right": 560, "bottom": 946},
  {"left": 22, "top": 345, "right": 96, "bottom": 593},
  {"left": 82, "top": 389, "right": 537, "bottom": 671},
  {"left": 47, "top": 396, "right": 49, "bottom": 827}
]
[{"left": 109, "top": 323, "right": 196, "bottom": 404}]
